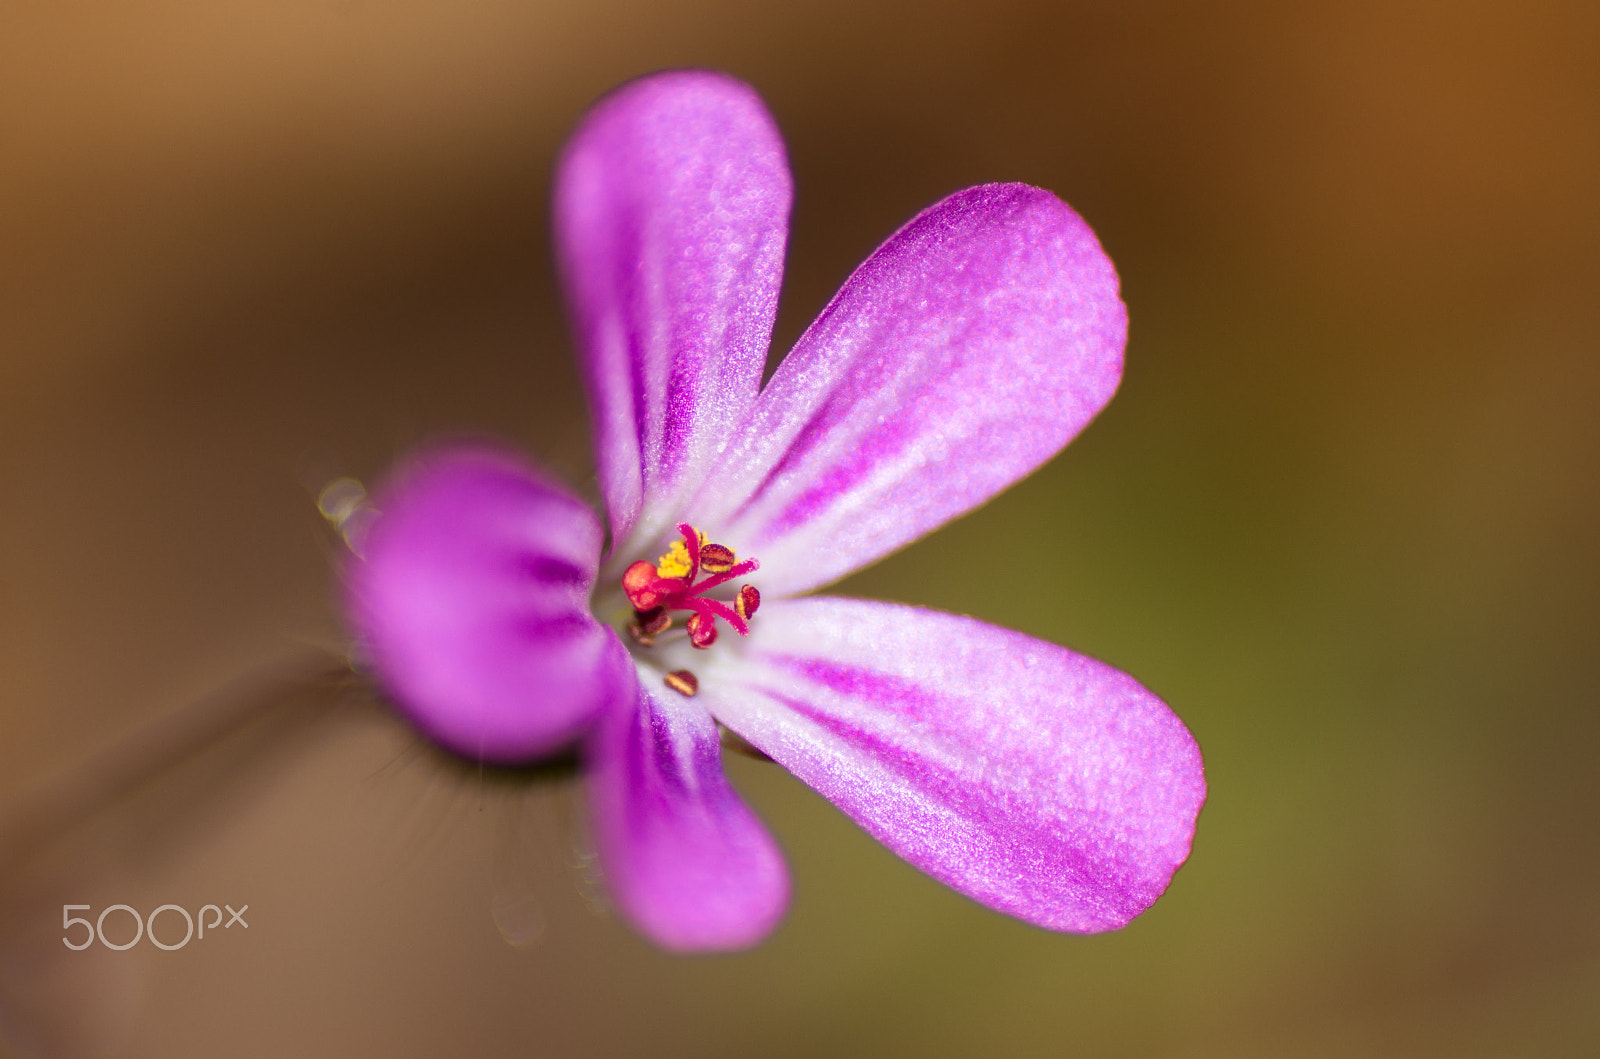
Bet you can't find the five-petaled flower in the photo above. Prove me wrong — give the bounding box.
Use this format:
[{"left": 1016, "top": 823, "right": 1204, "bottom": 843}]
[{"left": 346, "top": 70, "right": 1205, "bottom": 952}]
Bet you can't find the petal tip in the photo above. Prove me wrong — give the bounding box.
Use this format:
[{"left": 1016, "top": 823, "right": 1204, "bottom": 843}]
[
  {"left": 344, "top": 444, "right": 622, "bottom": 764},
  {"left": 702, "top": 598, "right": 1204, "bottom": 935},
  {"left": 588, "top": 681, "right": 792, "bottom": 952}
]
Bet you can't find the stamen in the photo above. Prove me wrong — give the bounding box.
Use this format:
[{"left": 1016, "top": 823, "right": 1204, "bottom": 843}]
[
  {"left": 698, "top": 543, "right": 736, "bottom": 574},
  {"left": 683, "top": 595, "right": 747, "bottom": 636},
  {"left": 735, "top": 585, "right": 760, "bottom": 621},
  {"left": 655, "top": 544, "right": 692, "bottom": 579},
  {"left": 621, "top": 524, "right": 762, "bottom": 654},
  {"left": 678, "top": 524, "right": 703, "bottom": 571},
  {"left": 663, "top": 670, "right": 699, "bottom": 697},
  {"left": 656, "top": 526, "right": 706, "bottom": 579},
  {"left": 686, "top": 612, "right": 718, "bottom": 649},
  {"left": 685, "top": 558, "right": 758, "bottom": 597}
]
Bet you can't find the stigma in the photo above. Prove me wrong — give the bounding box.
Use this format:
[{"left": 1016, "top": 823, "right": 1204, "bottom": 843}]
[{"left": 621, "top": 524, "right": 762, "bottom": 677}]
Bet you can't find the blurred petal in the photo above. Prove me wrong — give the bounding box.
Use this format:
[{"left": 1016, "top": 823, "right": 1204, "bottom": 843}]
[
  {"left": 686, "top": 183, "right": 1126, "bottom": 597},
  {"left": 346, "top": 447, "right": 630, "bottom": 763},
  {"left": 554, "top": 70, "right": 791, "bottom": 558},
  {"left": 588, "top": 670, "right": 789, "bottom": 951},
  {"left": 699, "top": 598, "right": 1204, "bottom": 932}
]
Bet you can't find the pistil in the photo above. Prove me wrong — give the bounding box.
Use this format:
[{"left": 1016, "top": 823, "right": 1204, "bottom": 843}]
[{"left": 621, "top": 524, "right": 763, "bottom": 694}]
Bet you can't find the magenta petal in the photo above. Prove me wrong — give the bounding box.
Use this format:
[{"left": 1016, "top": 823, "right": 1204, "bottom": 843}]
[
  {"left": 554, "top": 70, "right": 792, "bottom": 559},
  {"left": 686, "top": 183, "right": 1127, "bottom": 597},
  {"left": 346, "top": 447, "right": 631, "bottom": 763},
  {"left": 700, "top": 598, "right": 1204, "bottom": 932},
  {"left": 587, "top": 670, "right": 789, "bottom": 952}
]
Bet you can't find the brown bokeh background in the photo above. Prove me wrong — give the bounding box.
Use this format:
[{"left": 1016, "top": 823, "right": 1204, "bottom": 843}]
[{"left": 3, "top": 1, "right": 1598, "bottom": 1055}]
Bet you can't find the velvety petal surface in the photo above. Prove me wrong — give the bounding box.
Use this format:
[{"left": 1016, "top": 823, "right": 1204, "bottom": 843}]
[
  {"left": 554, "top": 70, "right": 792, "bottom": 561},
  {"left": 684, "top": 183, "right": 1126, "bottom": 597},
  {"left": 587, "top": 668, "right": 790, "bottom": 952},
  {"left": 346, "top": 447, "right": 631, "bottom": 763},
  {"left": 697, "top": 598, "right": 1204, "bottom": 932}
]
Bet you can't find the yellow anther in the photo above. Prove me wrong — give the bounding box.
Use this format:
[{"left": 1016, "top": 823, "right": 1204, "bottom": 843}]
[{"left": 655, "top": 530, "right": 708, "bottom": 578}]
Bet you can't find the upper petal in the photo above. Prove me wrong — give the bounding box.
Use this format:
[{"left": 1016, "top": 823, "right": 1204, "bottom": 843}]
[
  {"left": 685, "top": 183, "right": 1127, "bottom": 597},
  {"left": 345, "top": 446, "right": 631, "bottom": 763},
  {"left": 698, "top": 597, "right": 1204, "bottom": 933},
  {"left": 586, "top": 666, "right": 789, "bottom": 952},
  {"left": 554, "top": 70, "right": 792, "bottom": 560}
]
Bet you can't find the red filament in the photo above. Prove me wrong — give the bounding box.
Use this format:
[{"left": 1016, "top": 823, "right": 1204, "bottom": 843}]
[{"left": 623, "top": 524, "right": 761, "bottom": 651}]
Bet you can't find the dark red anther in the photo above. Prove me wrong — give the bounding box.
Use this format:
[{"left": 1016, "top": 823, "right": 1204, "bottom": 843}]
[
  {"left": 663, "top": 670, "right": 699, "bottom": 697},
  {"left": 699, "top": 543, "right": 736, "bottom": 574},
  {"left": 686, "top": 612, "right": 718, "bottom": 649},
  {"left": 735, "top": 585, "right": 760, "bottom": 621},
  {"left": 637, "top": 608, "right": 671, "bottom": 636}
]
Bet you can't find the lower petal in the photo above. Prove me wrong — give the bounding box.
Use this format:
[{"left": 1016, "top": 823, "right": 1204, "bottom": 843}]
[
  {"left": 346, "top": 446, "right": 629, "bottom": 762},
  {"left": 698, "top": 598, "right": 1205, "bottom": 933},
  {"left": 586, "top": 668, "right": 790, "bottom": 952}
]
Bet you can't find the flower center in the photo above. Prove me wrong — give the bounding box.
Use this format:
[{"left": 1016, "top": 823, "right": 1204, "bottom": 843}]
[{"left": 620, "top": 523, "right": 761, "bottom": 698}]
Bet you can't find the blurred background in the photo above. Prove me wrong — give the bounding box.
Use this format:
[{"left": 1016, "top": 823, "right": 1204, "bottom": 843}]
[{"left": 2, "top": 1, "right": 1597, "bottom": 1055}]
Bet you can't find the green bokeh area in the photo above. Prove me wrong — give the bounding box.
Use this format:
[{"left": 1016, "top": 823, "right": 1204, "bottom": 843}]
[
  {"left": 778, "top": 270, "right": 1600, "bottom": 1054},
  {"left": 2, "top": 2, "right": 1597, "bottom": 1056}
]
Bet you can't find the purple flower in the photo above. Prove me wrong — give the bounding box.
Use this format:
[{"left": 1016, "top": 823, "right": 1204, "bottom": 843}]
[{"left": 347, "top": 70, "right": 1205, "bottom": 952}]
